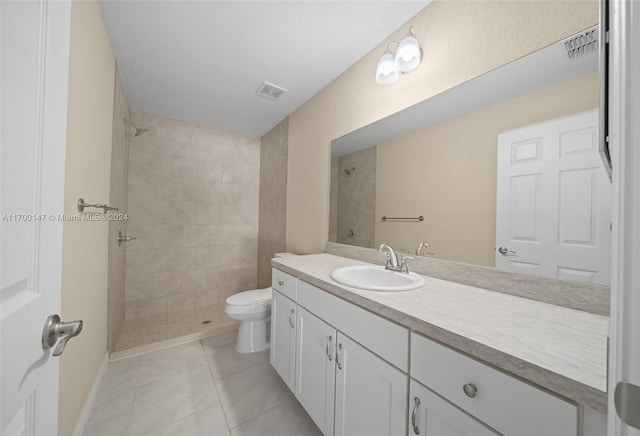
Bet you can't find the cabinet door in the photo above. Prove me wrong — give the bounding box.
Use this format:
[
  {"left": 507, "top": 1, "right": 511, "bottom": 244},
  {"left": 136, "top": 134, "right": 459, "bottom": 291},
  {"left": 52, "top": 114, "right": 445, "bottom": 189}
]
[
  {"left": 270, "top": 290, "right": 296, "bottom": 391},
  {"left": 409, "top": 379, "right": 498, "bottom": 436},
  {"left": 334, "top": 333, "right": 408, "bottom": 436},
  {"left": 295, "top": 306, "right": 337, "bottom": 436}
]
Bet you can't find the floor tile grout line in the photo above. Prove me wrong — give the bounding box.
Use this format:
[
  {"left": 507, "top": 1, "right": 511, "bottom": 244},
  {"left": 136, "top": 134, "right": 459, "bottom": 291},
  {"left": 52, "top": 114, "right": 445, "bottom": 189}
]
[
  {"left": 229, "top": 394, "right": 296, "bottom": 431},
  {"left": 210, "top": 353, "right": 272, "bottom": 383},
  {"left": 201, "top": 339, "right": 234, "bottom": 435},
  {"left": 127, "top": 345, "right": 217, "bottom": 435},
  {"left": 127, "top": 355, "right": 142, "bottom": 435}
]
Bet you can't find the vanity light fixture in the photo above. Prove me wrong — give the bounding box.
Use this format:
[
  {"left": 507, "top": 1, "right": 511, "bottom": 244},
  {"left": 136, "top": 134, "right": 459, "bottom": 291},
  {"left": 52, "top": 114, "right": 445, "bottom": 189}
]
[
  {"left": 375, "top": 26, "right": 423, "bottom": 85},
  {"left": 375, "top": 42, "right": 400, "bottom": 85}
]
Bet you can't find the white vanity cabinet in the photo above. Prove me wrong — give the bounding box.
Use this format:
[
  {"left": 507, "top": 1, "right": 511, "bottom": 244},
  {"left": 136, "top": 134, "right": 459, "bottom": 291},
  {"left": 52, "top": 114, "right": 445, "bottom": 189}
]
[
  {"left": 295, "top": 306, "right": 337, "bottom": 435},
  {"left": 409, "top": 379, "right": 499, "bottom": 436},
  {"left": 271, "top": 266, "right": 596, "bottom": 436},
  {"left": 334, "top": 333, "right": 407, "bottom": 436},
  {"left": 271, "top": 269, "right": 409, "bottom": 436},
  {"left": 294, "top": 290, "right": 409, "bottom": 436},
  {"left": 270, "top": 289, "right": 297, "bottom": 391},
  {"left": 410, "top": 332, "right": 578, "bottom": 436}
]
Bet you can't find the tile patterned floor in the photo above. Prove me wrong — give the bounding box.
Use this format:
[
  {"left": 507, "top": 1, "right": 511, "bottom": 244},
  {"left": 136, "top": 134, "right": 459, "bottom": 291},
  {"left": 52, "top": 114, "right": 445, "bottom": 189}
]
[
  {"left": 115, "top": 304, "right": 237, "bottom": 352},
  {"left": 84, "top": 330, "right": 322, "bottom": 436}
]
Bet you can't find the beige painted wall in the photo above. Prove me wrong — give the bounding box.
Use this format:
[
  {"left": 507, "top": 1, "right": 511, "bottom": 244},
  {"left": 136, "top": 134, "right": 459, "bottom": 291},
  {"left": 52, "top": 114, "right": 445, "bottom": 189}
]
[
  {"left": 286, "top": 0, "right": 598, "bottom": 254},
  {"left": 375, "top": 73, "right": 599, "bottom": 267},
  {"left": 59, "top": 1, "right": 115, "bottom": 434}
]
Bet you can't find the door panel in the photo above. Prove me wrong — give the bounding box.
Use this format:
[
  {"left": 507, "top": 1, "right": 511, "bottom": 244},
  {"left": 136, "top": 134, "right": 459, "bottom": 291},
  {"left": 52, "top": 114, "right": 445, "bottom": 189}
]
[
  {"left": 334, "top": 333, "right": 407, "bottom": 436},
  {"left": 1, "top": 0, "right": 70, "bottom": 433},
  {"left": 270, "top": 290, "right": 296, "bottom": 391},
  {"left": 295, "top": 307, "right": 336, "bottom": 436},
  {"left": 496, "top": 110, "right": 611, "bottom": 285}
]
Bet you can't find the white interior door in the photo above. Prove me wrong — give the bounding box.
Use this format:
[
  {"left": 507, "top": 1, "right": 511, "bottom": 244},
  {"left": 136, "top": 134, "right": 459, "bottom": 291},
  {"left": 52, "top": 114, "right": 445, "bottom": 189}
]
[
  {"left": 496, "top": 110, "right": 611, "bottom": 285},
  {"left": 1, "top": 1, "right": 71, "bottom": 434}
]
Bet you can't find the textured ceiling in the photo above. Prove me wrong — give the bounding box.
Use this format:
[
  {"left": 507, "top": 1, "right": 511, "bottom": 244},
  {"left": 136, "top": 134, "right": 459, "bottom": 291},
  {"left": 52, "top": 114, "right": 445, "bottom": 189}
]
[{"left": 99, "top": 1, "right": 430, "bottom": 136}]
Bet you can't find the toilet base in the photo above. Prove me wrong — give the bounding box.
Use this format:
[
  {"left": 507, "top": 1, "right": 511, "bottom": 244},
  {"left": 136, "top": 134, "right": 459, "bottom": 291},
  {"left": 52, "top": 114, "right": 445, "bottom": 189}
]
[{"left": 235, "top": 318, "right": 270, "bottom": 353}]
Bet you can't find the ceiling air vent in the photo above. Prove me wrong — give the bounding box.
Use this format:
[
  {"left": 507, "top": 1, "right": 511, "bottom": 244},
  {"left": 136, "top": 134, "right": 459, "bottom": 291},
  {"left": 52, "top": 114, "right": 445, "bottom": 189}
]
[
  {"left": 255, "top": 81, "right": 287, "bottom": 101},
  {"left": 561, "top": 26, "right": 599, "bottom": 60}
]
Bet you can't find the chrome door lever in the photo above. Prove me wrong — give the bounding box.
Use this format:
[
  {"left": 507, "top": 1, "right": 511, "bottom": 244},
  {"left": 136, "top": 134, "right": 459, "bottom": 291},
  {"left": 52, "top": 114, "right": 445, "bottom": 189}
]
[
  {"left": 42, "top": 314, "right": 83, "bottom": 356},
  {"left": 497, "top": 246, "right": 517, "bottom": 256}
]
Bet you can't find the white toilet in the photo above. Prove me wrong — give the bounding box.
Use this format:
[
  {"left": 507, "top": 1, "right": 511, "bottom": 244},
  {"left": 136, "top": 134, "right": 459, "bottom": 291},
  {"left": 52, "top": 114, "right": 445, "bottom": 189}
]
[{"left": 224, "top": 287, "right": 272, "bottom": 353}]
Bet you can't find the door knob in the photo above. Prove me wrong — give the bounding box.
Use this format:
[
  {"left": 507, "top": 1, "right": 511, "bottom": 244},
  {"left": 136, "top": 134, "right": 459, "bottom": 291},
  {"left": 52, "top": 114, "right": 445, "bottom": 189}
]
[
  {"left": 498, "top": 246, "right": 517, "bottom": 256},
  {"left": 42, "top": 314, "right": 83, "bottom": 356}
]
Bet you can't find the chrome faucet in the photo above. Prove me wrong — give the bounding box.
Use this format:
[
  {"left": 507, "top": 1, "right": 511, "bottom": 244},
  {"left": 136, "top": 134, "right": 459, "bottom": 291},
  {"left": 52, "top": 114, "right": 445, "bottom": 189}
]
[
  {"left": 378, "top": 243, "right": 400, "bottom": 269},
  {"left": 417, "top": 241, "right": 436, "bottom": 257},
  {"left": 378, "top": 244, "right": 413, "bottom": 273}
]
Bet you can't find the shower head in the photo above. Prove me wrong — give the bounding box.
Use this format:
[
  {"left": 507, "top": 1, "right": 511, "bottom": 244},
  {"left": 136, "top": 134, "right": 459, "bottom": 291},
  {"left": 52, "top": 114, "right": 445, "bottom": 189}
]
[{"left": 123, "top": 118, "right": 148, "bottom": 137}]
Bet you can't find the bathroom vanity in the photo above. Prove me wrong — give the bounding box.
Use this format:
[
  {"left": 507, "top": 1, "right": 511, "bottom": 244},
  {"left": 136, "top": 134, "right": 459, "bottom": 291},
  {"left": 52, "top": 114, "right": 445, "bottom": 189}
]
[{"left": 269, "top": 253, "right": 608, "bottom": 436}]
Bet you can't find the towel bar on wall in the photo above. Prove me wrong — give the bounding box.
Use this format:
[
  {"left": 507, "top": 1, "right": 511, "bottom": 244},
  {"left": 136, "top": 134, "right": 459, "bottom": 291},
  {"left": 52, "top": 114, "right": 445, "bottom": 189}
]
[
  {"left": 380, "top": 216, "right": 424, "bottom": 222},
  {"left": 77, "top": 198, "right": 119, "bottom": 214}
]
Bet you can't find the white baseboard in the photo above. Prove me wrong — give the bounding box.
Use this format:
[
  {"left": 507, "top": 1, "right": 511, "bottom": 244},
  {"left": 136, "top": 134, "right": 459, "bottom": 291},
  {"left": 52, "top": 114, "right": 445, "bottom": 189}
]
[{"left": 72, "top": 351, "right": 108, "bottom": 436}]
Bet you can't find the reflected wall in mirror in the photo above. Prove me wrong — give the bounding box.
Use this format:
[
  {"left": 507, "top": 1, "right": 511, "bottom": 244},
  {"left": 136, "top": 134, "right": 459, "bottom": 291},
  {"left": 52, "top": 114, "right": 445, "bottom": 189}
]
[{"left": 329, "top": 28, "right": 611, "bottom": 286}]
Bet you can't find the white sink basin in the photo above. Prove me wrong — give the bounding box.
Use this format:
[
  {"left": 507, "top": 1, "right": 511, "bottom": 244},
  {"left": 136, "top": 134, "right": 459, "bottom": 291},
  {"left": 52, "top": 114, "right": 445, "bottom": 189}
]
[{"left": 330, "top": 265, "right": 425, "bottom": 292}]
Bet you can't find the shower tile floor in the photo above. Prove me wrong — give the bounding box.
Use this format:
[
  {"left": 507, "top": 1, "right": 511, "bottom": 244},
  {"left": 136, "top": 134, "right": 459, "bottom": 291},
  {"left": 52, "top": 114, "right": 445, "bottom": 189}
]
[
  {"left": 114, "top": 304, "right": 237, "bottom": 354},
  {"left": 84, "top": 330, "right": 321, "bottom": 436}
]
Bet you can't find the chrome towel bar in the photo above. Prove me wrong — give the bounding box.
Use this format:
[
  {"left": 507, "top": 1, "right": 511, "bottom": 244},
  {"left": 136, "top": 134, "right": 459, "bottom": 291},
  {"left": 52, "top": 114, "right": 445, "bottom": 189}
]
[
  {"left": 77, "top": 198, "right": 119, "bottom": 214},
  {"left": 381, "top": 215, "right": 424, "bottom": 222}
]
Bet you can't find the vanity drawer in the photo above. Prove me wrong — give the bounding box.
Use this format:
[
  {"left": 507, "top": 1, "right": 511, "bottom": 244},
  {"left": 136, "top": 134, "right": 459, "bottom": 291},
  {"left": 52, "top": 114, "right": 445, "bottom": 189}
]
[
  {"left": 410, "top": 332, "right": 577, "bottom": 436},
  {"left": 272, "top": 269, "right": 297, "bottom": 301},
  {"left": 297, "top": 280, "right": 408, "bottom": 371}
]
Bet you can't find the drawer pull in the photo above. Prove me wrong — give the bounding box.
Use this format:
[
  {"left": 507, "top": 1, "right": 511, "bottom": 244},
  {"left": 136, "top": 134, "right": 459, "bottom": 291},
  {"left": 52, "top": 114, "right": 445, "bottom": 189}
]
[
  {"left": 289, "top": 309, "right": 295, "bottom": 329},
  {"left": 463, "top": 383, "right": 478, "bottom": 398},
  {"left": 278, "top": 280, "right": 285, "bottom": 287},
  {"left": 326, "top": 335, "right": 333, "bottom": 361},
  {"left": 411, "top": 396, "right": 421, "bottom": 434},
  {"left": 336, "top": 343, "right": 344, "bottom": 369}
]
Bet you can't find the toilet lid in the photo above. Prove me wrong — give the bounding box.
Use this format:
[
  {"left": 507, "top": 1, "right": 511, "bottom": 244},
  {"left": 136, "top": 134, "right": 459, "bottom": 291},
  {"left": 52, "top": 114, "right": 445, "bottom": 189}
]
[{"left": 225, "top": 287, "right": 272, "bottom": 306}]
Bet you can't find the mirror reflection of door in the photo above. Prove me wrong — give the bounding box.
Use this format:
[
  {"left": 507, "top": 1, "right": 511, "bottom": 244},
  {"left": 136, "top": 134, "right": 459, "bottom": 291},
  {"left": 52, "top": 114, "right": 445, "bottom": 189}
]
[{"left": 495, "top": 110, "right": 611, "bottom": 285}]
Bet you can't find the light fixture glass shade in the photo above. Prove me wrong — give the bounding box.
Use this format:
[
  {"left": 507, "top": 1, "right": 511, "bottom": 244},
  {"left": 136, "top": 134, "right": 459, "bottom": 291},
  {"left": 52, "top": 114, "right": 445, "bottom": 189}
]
[
  {"left": 375, "top": 52, "right": 399, "bottom": 85},
  {"left": 395, "top": 34, "right": 422, "bottom": 73}
]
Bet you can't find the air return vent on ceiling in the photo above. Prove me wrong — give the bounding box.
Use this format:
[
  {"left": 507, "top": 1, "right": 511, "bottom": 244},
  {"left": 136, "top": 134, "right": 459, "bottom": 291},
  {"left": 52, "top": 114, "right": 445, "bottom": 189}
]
[
  {"left": 255, "top": 81, "right": 287, "bottom": 101},
  {"left": 561, "top": 26, "right": 599, "bottom": 60}
]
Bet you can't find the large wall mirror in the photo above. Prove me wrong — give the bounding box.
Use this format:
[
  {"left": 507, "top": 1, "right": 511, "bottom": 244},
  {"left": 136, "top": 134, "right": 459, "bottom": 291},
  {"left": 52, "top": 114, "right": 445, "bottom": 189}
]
[{"left": 329, "top": 26, "right": 611, "bottom": 286}]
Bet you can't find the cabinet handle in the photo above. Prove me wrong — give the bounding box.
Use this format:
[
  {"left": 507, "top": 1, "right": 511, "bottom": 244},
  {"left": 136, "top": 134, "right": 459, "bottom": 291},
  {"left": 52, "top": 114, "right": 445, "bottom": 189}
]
[
  {"left": 278, "top": 280, "right": 285, "bottom": 287},
  {"left": 325, "top": 335, "right": 333, "bottom": 361},
  {"left": 411, "top": 397, "right": 421, "bottom": 435},
  {"left": 336, "top": 343, "right": 344, "bottom": 369},
  {"left": 288, "top": 309, "right": 294, "bottom": 329},
  {"left": 463, "top": 383, "right": 478, "bottom": 398}
]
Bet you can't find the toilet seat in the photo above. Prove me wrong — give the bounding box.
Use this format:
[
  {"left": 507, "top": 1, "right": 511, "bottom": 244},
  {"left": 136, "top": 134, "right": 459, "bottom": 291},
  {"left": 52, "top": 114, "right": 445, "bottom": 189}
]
[
  {"left": 226, "top": 287, "right": 271, "bottom": 306},
  {"left": 224, "top": 288, "right": 272, "bottom": 315}
]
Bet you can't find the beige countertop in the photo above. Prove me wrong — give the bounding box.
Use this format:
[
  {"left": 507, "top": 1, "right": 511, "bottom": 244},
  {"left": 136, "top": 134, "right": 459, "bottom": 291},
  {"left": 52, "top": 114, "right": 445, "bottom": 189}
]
[{"left": 272, "top": 253, "right": 609, "bottom": 412}]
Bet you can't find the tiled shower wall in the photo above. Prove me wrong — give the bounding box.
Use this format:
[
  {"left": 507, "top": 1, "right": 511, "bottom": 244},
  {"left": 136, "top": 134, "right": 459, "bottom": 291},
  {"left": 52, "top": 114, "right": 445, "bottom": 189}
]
[
  {"left": 124, "top": 110, "right": 259, "bottom": 320},
  {"left": 329, "top": 146, "right": 376, "bottom": 248},
  {"left": 107, "top": 67, "right": 130, "bottom": 351},
  {"left": 257, "top": 117, "right": 289, "bottom": 288}
]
